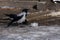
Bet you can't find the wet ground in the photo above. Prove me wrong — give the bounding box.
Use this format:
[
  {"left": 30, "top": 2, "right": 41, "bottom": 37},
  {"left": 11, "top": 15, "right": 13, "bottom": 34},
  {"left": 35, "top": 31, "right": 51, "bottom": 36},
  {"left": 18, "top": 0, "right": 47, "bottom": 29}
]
[{"left": 0, "top": 24, "right": 60, "bottom": 40}]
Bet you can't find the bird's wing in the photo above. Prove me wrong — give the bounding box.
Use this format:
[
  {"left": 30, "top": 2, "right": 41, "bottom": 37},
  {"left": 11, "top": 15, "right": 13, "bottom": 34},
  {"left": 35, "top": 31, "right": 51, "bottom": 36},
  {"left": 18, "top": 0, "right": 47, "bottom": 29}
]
[
  {"left": 17, "top": 12, "right": 25, "bottom": 16},
  {"left": 15, "top": 15, "right": 24, "bottom": 21}
]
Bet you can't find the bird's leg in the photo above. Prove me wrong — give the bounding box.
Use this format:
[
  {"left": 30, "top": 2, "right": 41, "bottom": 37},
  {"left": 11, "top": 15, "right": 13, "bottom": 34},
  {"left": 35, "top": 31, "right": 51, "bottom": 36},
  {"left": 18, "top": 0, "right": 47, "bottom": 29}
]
[
  {"left": 22, "top": 19, "right": 28, "bottom": 25},
  {"left": 19, "top": 20, "right": 28, "bottom": 28}
]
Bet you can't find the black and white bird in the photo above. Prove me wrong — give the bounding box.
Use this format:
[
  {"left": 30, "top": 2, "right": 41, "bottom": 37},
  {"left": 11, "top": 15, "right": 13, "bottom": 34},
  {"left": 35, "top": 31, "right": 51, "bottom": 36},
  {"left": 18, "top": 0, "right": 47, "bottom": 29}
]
[
  {"left": 51, "top": 0, "right": 60, "bottom": 4},
  {"left": 5, "top": 9, "right": 29, "bottom": 27}
]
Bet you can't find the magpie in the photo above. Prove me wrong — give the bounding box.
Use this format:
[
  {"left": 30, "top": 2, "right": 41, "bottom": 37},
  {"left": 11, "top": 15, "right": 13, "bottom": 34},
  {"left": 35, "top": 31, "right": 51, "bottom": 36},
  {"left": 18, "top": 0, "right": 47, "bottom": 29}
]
[
  {"left": 5, "top": 9, "right": 29, "bottom": 27},
  {"left": 51, "top": 0, "right": 60, "bottom": 4}
]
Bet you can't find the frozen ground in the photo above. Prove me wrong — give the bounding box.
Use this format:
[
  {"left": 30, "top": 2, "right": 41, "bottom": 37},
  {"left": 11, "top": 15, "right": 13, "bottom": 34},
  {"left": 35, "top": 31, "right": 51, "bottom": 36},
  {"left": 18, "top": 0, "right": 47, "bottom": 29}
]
[{"left": 0, "top": 24, "right": 60, "bottom": 40}]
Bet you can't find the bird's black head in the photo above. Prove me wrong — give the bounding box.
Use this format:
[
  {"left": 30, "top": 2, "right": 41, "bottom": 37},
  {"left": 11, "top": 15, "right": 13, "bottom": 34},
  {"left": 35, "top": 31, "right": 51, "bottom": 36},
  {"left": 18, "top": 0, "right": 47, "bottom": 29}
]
[{"left": 22, "top": 9, "right": 29, "bottom": 13}]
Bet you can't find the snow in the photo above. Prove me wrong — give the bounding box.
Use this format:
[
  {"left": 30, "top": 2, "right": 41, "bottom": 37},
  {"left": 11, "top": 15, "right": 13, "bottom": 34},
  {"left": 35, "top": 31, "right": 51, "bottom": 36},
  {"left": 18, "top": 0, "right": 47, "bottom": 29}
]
[{"left": 0, "top": 25, "right": 60, "bottom": 40}]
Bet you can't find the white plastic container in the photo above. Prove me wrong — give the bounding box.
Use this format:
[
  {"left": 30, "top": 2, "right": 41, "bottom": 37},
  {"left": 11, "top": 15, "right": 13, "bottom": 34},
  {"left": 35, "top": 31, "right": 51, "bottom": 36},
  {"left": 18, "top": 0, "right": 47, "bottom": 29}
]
[{"left": 30, "top": 22, "right": 38, "bottom": 27}]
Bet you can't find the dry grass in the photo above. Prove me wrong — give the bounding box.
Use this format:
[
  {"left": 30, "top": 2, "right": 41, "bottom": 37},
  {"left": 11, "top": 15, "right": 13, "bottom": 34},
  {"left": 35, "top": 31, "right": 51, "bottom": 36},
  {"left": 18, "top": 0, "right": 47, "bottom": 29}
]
[{"left": 0, "top": 8, "right": 60, "bottom": 25}]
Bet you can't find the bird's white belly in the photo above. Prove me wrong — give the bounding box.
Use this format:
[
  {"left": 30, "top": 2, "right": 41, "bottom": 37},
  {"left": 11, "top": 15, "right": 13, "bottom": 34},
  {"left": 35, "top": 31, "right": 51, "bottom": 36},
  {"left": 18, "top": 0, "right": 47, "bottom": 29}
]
[{"left": 17, "top": 16, "right": 26, "bottom": 23}]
